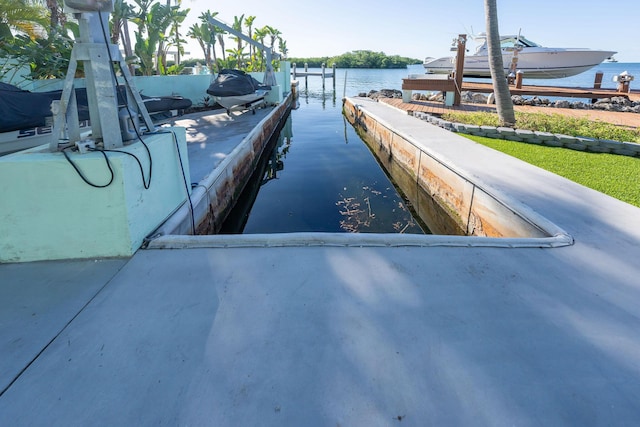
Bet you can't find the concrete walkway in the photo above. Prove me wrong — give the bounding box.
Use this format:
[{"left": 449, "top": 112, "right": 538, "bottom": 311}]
[
  {"left": 1, "top": 99, "right": 640, "bottom": 426},
  {"left": 163, "top": 106, "right": 273, "bottom": 184}
]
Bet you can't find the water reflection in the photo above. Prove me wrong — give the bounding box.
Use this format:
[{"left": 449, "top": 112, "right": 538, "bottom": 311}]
[
  {"left": 218, "top": 117, "right": 293, "bottom": 234},
  {"left": 298, "top": 86, "right": 337, "bottom": 109},
  {"left": 220, "top": 89, "right": 427, "bottom": 235}
]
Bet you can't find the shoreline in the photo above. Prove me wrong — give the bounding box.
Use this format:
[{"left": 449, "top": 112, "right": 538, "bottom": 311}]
[{"left": 364, "top": 89, "right": 640, "bottom": 129}]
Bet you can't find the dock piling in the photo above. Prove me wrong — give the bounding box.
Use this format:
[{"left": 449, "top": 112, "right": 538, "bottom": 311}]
[
  {"left": 515, "top": 71, "right": 523, "bottom": 89},
  {"left": 592, "top": 71, "right": 603, "bottom": 103},
  {"left": 453, "top": 34, "right": 466, "bottom": 106},
  {"left": 288, "top": 62, "right": 337, "bottom": 89}
]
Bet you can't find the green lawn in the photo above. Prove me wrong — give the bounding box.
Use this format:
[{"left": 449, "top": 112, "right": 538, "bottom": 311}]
[{"left": 463, "top": 135, "right": 640, "bottom": 208}]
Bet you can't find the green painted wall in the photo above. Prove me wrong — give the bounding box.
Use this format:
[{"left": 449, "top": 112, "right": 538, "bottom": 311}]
[
  {"left": 0, "top": 128, "right": 189, "bottom": 262},
  {"left": 21, "top": 62, "right": 291, "bottom": 107}
]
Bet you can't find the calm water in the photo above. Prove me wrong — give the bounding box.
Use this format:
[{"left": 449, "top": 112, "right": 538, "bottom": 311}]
[
  {"left": 221, "top": 86, "right": 426, "bottom": 234},
  {"left": 222, "top": 62, "right": 640, "bottom": 234},
  {"left": 312, "top": 62, "right": 640, "bottom": 97},
  {"left": 222, "top": 67, "right": 429, "bottom": 235}
]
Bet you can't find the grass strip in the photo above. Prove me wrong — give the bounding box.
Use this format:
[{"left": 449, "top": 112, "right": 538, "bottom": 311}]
[
  {"left": 463, "top": 135, "right": 640, "bottom": 208},
  {"left": 443, "top": 111, "right": 640, "bottom": 143}
]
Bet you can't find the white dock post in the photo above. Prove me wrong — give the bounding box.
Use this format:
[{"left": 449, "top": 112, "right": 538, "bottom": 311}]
[
  {"left": 304, "top": 62, "right": 308, "bottom": 87},
  {"left": 332, "top": 63, "right": 336, "bottom": 88},
  {"left": 321, "top": 63, "right": 326, "bottom": 89},
  {"left": 292, "top": 62, "right": 297, "bottom": 79}
]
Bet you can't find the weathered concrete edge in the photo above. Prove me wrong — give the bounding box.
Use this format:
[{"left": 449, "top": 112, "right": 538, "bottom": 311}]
[
  {"left": 148, "top": 95, "right": 573, "bottom": 249},
  {"left": 343, "top": 97, "right": 573, "bottom": 247},
  {"left": 146, "top": 231, "right": 573, "bottom": 249},
  {"left": 413, "top": 111, "right": 640, "bottom": 157},
  {"left": 146, "top": 94, "right": 293, "bottom": 239}
]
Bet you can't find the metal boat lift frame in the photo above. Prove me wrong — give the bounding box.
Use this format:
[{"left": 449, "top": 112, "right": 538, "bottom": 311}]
[{"left": 206, "top": 16, "right": 278, "bottom": 86}]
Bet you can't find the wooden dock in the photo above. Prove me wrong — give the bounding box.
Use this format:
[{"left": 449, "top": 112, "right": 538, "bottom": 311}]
[
  {"left": 462, "top": 81, "right": 640, "bottom": 102},
  {"left": 402, "top": 78, "right": 640, "bottom": 102},
  {"left": 291, "top": 63, "right": 336, "bottom": 88}
]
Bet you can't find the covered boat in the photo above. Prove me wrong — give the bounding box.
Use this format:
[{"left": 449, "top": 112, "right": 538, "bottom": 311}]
[
  {"left": 0, "top": 82, "right": 192, "bottom": 155},
  {"left": 206, "top": 69, "right": 271, "bottom": 115},
  {"left": 423, "top": 33, "right": 616, "bottom": 79}
]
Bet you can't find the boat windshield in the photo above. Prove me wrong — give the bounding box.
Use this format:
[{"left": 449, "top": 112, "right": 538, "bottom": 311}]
[
  {"left": 474, "top": 34, "right": 541, "bottom": 54},
  {"left": 500, "top": 36, "right": 540, "bottom": 49}
]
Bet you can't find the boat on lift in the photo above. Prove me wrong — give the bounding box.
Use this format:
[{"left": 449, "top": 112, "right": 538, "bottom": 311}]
[
  {"left": 423, "top": 33, "right": 616, "bottom": 79},
  {"left": 0, "top": 82, "right": 192, "bottom": 156},
  {"left": 206, "top": 69, "right": 271, "bottom": 115}
]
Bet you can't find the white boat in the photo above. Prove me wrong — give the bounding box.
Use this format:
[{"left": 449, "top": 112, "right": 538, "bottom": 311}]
[{"left": 423, "top": 33, "right": 616, "bottom": 79}]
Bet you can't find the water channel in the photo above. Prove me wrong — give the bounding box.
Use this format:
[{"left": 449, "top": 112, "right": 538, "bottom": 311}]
[
  {"left": 220, "top": 70, "right": 428, "bottom": 234},
  {"left": 220, "top": 62, "right": 636, "bottom": 235}
]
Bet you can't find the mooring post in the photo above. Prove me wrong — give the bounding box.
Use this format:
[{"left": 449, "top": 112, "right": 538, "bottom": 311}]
[
  {"left": 453, "top": 34, "right": 466, "bottom": 106},
  {"left": 515, "top": 71, "right": 523, "bottom": 89},
  {"left": 593, "top": 71, "right": 603, "bottom": 89},
  {"left": 332, "top": 63, "right": 337, "bottom": 89},
  {"left": 592, "top": 71, "right": 603, "bottom": 103},
  {"left": 292, "top": 62, "right": 297, "bottom": 79},
  {"left": 321, "top": 63, "right": 326, "bottom": 89},
  {"left": 304, "top": 62, "right": 308, "bottom": 87}
]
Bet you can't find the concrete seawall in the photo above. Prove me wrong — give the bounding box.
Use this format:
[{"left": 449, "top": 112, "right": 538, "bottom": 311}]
[
  {"left": 343, "top": 97, "right": 572, "bottom": 245},
  {"left": 149, "top": 93, "right": 293, "bottom": 238}
]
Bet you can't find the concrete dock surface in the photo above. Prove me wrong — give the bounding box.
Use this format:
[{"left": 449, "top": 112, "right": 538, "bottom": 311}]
[
  {"left": 165, "top": 106, "right": 273, "bottom": 184},
  {"left": 2, "top": 99, "right": 640, "bottom": 426}
]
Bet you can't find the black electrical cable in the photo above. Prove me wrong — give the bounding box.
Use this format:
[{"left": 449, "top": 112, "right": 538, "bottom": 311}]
[
  {"left": 97, "top": 10, "right": 153, "bottom": 187},
  {"left": 155, "top": 129, "right": 196, "bottom": 234},
  {"left": 62, "top": 145, "right": 114, "bottom": 188},
  {"left": 95, "top": 13, "right": 192, "bottom": 232},
  {"left": 91, "top": 147, "right": 151, "bottom": 189}
]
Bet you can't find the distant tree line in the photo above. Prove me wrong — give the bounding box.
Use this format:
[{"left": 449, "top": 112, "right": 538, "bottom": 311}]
[{"left": 288, "top": 50, "right": 421, "bottom": 69}]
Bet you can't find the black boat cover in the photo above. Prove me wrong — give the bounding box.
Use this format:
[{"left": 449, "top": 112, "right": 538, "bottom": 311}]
[
  {"left": 206, "top": 69, "right": 271, "bottom": 97},
  {"left": 0, "top": 82, "right": 192, "bottom": 133}
]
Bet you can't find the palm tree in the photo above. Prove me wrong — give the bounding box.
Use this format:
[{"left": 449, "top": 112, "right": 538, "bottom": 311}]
[
  {"left": 264, "top": 25, "right": 281, "bottom": 52},
  {"left": 244, "top": 15, "right": 255, "bottom": 60},
  {"left": 163, "top": 4, "right": 189, "bottom": 69},
  {"left": 111, "top": 0, "right": 135, "bottom": 72},
  {"left": 278, "top": 38, "right": 288, "bottom": 60},
  {"left": 0, "top": 0, "right": 48, "bottom": 40},
  {"left": 231, "top": 14, "right": 244, "bottom": 69},
  {"left": 192, "top": 10, "right": 219, "bottom": 72},
  {"left": 131, "top": 0, "right": 169, "bottom": 75},
  {"left": 187, "top": 22, "right": 213, "bottom": 69},
  {"left": 45, "top": 0, "right": 64, "bottom": 29},
  {"left": 110, "top": 0, "right": 129, "bottom": 44},
  {"left": 484, "top": 0, "right": 515, "bottom": 126},
  {"left": 253, "top": 26, "right": 268, "bottom": 71},
  {"left": 216, "top": 29, "right": 226, "bottom": 64}
]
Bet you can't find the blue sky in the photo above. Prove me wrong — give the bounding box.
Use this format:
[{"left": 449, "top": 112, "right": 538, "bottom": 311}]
[{"left": 180, "top": 0, "right": 639, "bottom": 62}]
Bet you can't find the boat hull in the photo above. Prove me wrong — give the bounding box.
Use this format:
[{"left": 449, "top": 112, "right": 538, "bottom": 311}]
[
  {"left": 0, "top": 121, "right": 91, "bottom": 156},
  {"left": 207, "top": 69, "right": 271, "bottom": 113},
  {"left": 213, "top": 90, "right": 269, "bottom": 112},
  {"left": 424, "top": 48, "right": 616, "bottom": 79},
  {"left": 0, "top": 80, "right": 193, "bottom": 156}
]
